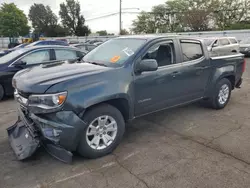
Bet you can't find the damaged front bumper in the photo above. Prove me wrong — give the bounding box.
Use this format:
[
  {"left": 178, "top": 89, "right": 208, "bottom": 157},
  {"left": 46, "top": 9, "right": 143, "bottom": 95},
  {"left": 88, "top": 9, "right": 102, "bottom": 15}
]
[{"left": 7, "top": 107, "right": 86, "bottom": 163}]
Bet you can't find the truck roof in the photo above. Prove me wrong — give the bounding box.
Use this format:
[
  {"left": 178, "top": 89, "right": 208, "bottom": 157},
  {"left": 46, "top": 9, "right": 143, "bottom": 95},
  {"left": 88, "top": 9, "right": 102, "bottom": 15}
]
[{"left": 117, "top": 35, "right": 203, "bottom": 41}]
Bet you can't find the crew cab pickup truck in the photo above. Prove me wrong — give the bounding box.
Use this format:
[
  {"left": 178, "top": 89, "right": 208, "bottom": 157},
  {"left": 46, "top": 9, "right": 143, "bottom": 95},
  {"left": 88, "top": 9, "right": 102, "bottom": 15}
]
[{"left": 7, "top": 35, "right": 245, "bottom": 163}]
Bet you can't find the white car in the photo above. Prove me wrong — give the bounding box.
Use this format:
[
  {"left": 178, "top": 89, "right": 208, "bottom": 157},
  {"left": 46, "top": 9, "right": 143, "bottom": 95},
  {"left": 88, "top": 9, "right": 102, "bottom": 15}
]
[{"left": 204, "top": 37, "right": 239, "bottom": 53}]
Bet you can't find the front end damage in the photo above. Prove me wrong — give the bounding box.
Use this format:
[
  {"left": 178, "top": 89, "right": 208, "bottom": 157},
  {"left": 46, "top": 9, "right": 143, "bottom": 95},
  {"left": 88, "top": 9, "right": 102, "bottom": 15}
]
[{"left": 7, "top": 106, "right": 86, "bottom": 163}]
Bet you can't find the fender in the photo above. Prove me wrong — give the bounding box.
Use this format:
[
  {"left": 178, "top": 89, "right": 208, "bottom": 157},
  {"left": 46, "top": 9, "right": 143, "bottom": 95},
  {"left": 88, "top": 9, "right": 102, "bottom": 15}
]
[{"left": 205, "top": 65, "right": 235, "bottom": 97}]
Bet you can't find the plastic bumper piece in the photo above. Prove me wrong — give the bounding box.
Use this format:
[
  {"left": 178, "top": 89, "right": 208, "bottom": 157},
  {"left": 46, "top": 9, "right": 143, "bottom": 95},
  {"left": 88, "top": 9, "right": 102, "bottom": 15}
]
[{"left": 7, "top": 120, "right": 40, "bottom": 160}]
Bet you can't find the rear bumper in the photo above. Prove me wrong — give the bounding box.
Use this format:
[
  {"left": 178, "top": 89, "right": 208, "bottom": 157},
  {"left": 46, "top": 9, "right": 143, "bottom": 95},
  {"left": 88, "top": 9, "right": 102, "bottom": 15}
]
[
  {"left": 7, "top": 107, "right": 87, "bottom": 163},
  {"left": 236, "top": 78, "right": 243, "bottom": 88}
]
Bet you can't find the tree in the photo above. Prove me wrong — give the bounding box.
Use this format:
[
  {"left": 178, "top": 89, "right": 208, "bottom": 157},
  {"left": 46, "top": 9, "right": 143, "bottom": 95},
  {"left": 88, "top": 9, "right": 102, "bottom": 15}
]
[
  {"left": 120, "top": 29, "right": 129, "bottom": 35},
  {"left": 29, "top": 4, "right": 58, "bottom": 35},
  {"left": 165, "top": 0, "right": 220, "bottom": 31},
  {"left": 46, "top": 25, "right": 70, "bottom": 37},
  {"left": 0, "top": 3, "right": 29, "bottom": 37},
  {"left": 59, "top": 0, "right": 90, "bottom": 36},
  {"left": 96, "top": 30, "right": 108, "bottom": 36},
  {"left": 213, "top": 0, "right": 250, "bottom": 29},
  {"left": 131, "top": 11, "right": 157, "bottom": 34}
]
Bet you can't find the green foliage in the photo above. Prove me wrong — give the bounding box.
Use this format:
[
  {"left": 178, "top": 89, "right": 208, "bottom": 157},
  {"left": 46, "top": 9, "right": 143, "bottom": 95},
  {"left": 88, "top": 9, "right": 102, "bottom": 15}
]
[
  {"left": 59, "top": 0, "right": 90, "bottom": 36},
  {"left": 120, "top": 29, "right": 129, "bottom": 35},
  {"left": 0, "top": 3, "right": 30, "bottom": 37},
  {"left": 29, "top": 4, "right": 58, "bottom": 34},
  {"left": 131, "top": 11, "right": 157, "bottom": 34},
  {"left": 96, "top": 30, "right": 108, "bottom": 36},
  {"left": 131, "top": 0, "right": 250, "bottom": 33}
]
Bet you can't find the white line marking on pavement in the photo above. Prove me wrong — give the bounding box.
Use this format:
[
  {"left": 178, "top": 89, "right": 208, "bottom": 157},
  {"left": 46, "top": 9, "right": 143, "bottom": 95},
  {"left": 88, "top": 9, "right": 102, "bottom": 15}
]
[
  {"left": 101, "top": 161, "right": 116, "bottom": 168},
  {"left": 55, "top": 170, "right": 91, "bottom": 184},
  {"left": 123, "top": 151, "right": 139, "bottom": 160},
  {"left": 51, "top": 152, "right": 140, "bottom": 185}
]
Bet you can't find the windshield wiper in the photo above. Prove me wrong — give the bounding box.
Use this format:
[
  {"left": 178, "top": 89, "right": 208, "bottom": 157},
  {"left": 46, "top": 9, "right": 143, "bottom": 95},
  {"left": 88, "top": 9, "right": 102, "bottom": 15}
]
[{"left": 85, "top": 61, "right": 107, "bottom": 67}]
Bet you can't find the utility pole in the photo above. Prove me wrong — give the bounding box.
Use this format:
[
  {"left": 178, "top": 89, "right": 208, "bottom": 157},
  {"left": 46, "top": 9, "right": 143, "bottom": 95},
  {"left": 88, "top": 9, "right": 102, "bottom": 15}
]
[{"left": 119, "top": 0, "right": 122, "bottom": 35}]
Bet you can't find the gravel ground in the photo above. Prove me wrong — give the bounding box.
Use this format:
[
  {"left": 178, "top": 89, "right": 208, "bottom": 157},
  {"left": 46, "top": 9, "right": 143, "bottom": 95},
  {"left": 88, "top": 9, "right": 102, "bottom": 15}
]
[{"left": 1, "top": 59, "right": 250, "bottom": 188}]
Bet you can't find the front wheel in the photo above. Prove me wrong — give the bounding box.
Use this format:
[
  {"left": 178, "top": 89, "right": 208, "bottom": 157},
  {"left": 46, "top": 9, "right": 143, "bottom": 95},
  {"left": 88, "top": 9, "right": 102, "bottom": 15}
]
[
  {"left": 78, "top": 104, "right": 125, "bottom": 159},
  {"left": 210, "top": 78, "right": 232, "bottom": 109}
]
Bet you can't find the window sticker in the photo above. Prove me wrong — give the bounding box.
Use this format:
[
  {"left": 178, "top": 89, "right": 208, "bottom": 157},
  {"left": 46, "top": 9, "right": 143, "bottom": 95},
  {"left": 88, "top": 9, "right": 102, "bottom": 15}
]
[
  {"left": 123, "top": 47, "right": 134, "bottom": 56},
  {"left": 110, "top": 55, "right": 121, "bottom": 63}
]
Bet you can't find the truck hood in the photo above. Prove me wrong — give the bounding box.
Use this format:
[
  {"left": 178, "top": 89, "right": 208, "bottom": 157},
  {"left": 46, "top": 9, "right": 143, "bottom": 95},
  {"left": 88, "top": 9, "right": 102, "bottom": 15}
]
[{"left": 13, "top": 62, "right": 111, "bottom": 94}]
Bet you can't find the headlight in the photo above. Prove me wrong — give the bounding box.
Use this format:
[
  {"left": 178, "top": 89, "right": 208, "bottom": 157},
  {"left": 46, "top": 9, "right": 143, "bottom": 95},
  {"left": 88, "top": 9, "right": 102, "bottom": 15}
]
[
  {"left": 245, "top": 48, "right": 249, "bottom": 51},
  {"left": 28, "top": 92, "right": 67, "bottom": 109}
]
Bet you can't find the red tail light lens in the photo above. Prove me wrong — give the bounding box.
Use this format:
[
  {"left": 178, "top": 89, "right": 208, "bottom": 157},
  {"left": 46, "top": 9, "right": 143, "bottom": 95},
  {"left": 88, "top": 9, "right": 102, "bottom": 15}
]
[{"left": 243, "top": 59, "right": 246, "bottom": 72}]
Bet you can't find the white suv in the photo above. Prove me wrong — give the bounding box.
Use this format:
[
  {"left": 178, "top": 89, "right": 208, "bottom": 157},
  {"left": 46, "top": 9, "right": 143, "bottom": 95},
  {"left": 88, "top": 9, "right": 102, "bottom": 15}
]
[{"left": 204, "top": 37, "right": 239, "bottom": 53}]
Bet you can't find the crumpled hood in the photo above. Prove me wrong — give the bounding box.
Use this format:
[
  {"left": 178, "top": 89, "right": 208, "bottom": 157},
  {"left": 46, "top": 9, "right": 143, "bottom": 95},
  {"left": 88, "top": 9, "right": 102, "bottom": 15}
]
[{"left": 13, "top": 62, "right": 111, "bottom": 94}]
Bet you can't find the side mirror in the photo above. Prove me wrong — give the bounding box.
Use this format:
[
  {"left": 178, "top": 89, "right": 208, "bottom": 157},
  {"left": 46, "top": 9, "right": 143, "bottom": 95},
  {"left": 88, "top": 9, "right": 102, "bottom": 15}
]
[
  {"left": 14, "top": 60, "right": 26, "bottom": 68},
  {"left": 212, "top": 43, "right": 219, "bottom": 48},
  {"left": 136, "top": 59, "right": 158, "bottom": 73}
]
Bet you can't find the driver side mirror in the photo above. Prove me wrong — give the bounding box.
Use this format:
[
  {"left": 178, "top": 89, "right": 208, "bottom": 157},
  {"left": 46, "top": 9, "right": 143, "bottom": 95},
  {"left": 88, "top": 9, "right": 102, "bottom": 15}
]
[
  {"left": 13, "top": 60, "right": 26, "bottom": 68},
  {"left": 136, "top": 59, "right": 158, "bottom": 73}
]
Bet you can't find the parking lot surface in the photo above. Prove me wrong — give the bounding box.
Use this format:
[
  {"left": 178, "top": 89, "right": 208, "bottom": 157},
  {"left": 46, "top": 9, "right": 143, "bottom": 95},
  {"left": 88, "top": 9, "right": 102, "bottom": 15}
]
[{"left": 1, "top": 59, "right": 250, "bottom": 188}]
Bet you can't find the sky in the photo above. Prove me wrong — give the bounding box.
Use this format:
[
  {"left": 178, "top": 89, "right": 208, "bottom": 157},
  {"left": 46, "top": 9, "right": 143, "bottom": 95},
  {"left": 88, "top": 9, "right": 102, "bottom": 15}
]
[{"left": 2, "top": 0, "right": 166, "bottom": 34}]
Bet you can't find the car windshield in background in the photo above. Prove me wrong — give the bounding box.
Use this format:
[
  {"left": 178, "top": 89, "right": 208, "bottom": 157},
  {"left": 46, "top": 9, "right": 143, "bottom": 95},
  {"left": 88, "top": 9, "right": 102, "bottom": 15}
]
[
  {"left": 204, "top": 39, "right": 215, "bottom": 46},
  {"left": 83, "top": 38, "right": 146, "bottom": 66},
  {"left": 240, "top": 39, "right": 250, "bottom": 44},
  {"left": 0, "top": 49, "right": 27, "bottom": 64},
  {"left": 13, "top": 43, "right": 28, "bottom": 49}
]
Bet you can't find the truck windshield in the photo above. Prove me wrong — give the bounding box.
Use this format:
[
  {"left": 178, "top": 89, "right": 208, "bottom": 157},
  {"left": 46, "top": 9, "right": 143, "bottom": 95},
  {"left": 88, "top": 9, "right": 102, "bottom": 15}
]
[{"left": 83, "top": 38, "right": 146, "bottom": 66}]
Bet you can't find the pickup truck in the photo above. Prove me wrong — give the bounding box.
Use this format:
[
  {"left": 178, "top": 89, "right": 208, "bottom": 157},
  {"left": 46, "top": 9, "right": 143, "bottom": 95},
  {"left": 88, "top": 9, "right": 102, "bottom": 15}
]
[{"left": 7, "top": 35, "right": 245, "bottom": 163}]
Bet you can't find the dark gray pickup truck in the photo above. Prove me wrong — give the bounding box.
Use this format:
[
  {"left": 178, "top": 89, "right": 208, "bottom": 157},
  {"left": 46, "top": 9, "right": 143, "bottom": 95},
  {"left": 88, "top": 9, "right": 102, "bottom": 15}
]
[{"left": 7, "top": 35, "right": 245, "bottom": 163}]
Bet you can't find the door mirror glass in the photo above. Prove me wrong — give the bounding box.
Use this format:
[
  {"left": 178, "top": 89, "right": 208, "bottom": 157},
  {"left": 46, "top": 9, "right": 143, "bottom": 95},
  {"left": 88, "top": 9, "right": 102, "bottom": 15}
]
[{"left": 137, "top": 59, "right": 158, "bottom": 73}]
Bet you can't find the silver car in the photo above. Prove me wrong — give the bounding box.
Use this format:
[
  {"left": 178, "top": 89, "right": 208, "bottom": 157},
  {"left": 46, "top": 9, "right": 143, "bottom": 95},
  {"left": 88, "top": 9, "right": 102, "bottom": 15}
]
[
  {"left": 204, "top": 37, "right": 239, "bottom": 53},
  {"left": 239, "top": 38, "right": 250, "bottom": 56}
]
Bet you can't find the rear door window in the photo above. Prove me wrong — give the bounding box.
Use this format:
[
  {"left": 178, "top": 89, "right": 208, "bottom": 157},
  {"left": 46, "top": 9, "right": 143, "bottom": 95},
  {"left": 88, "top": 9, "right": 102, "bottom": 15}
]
[
  {"left": 229, "top": 38, "right": 238, "bottom": 44},
  {"left": 180, "top": 41, "right": 203, "bottom": 62},
  {"left": 219, "top": 39, "right": 230, "bottom": 46},
  {"left": 55, "top": 49, "right": 78, "bottom": 61}
]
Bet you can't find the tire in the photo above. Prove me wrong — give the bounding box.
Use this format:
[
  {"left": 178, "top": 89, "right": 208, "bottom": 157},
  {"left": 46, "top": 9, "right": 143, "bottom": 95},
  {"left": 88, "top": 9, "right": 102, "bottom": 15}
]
[
  {"left": 209, "top": 78, "right": 232, "bottom": 109},
  {"left": 0, "top": 84, "right": 4, "bottom": 101},
  {"left": 78, "top": 104, "right": 125, "bottom": 159}
]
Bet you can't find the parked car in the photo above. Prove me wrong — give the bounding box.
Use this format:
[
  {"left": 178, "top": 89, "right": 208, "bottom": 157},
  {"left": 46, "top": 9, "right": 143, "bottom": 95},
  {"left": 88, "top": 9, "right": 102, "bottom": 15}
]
[
  {"left": 72, "top": 43, "right": 98, "bottom": 52},
  {"left": 239, "top": 38, "right": 250, "bottom": 56},
  {"left": 204, "top": 37, "right": 239, "bottom": 53},
  {"left": 8, "top": 35, "right": 245, "bottom": 163},
  {"left": 0, "top": 43, "right": 29, "bottom": 57},
  {"left": 26, "top": 40, "right": 69, "bottom": 47},
  {"left": 0, "top": 45, "right": 87, "bottom": 100},
  {"left": 85, "top": 39, "right": 104, "bottom": 44}
]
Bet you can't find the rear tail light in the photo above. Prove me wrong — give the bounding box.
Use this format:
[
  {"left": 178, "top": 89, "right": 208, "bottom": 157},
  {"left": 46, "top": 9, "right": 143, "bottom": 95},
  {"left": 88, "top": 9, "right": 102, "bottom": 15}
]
[{"left": 243, "top": 59, "right": 246, "bottom": 72}]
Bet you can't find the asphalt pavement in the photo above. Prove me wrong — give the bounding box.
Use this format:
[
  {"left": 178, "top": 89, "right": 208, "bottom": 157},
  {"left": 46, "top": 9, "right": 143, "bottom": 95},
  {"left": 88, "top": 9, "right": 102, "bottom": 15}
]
[{"left": 1, "top": 59, "right": 250, "bottom": 188}]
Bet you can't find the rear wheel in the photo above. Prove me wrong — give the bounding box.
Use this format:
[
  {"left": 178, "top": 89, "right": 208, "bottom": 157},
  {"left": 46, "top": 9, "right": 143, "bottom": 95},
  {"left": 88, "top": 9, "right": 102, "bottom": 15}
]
[
  {"left": 209, "top": 78, "right": 232, "bottom": 109},
  {"left": 78, "top": 104, "right": 125, "bottom": 159},
  {"left": 0, "top": 84, "right": 4, "bottom": 101}
]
